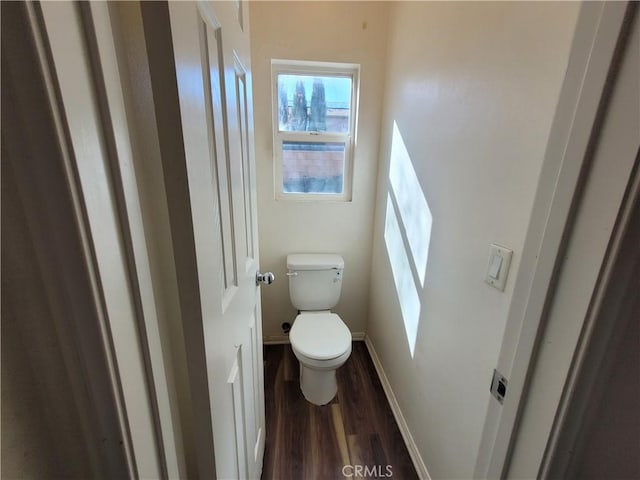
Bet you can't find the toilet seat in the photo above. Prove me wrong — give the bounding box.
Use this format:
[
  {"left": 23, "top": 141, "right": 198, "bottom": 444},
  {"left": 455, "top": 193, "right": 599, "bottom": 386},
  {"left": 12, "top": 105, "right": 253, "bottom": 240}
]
[{"left": 290, "top": 312, "right": 351, "bottom": 361}]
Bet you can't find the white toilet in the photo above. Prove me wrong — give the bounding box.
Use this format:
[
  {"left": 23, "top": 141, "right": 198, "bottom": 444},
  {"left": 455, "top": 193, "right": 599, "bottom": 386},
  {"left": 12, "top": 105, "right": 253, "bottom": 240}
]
[{"left": 287, "top": 253, "right": 352, "bottom": 405}]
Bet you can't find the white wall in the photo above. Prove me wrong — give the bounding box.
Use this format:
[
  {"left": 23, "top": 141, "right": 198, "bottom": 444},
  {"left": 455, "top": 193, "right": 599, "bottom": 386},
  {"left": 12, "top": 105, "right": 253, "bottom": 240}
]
[
  {"left": 2, "top": 165, "right": 65, "bottom": 480},
  {"left": 1, "top": 157, "right": 91, "bottom": 480},
  {"left": 249, "top": 1, "right": 389, "bottom": 340},
  {"left": 367, "top": 2, "right": 579, "bottom": 478}
]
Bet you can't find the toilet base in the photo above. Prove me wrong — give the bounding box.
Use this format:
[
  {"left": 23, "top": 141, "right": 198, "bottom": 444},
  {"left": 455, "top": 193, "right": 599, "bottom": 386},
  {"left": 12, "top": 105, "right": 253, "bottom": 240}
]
[{"left": 299, "top": 365, "right": 338, "bottom": 405}]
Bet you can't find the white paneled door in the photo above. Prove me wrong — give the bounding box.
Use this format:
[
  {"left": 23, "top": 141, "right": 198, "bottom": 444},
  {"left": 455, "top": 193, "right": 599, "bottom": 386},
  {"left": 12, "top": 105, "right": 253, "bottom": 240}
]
[{"left": 167, "top": 3, "right": 265, "bottom": 479}]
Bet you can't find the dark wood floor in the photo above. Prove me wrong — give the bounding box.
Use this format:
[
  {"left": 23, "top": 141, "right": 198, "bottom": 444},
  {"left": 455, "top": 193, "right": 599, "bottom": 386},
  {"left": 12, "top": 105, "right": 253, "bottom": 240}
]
[{"left": 262, "top": 342, "right": 418, "bottom": 480}]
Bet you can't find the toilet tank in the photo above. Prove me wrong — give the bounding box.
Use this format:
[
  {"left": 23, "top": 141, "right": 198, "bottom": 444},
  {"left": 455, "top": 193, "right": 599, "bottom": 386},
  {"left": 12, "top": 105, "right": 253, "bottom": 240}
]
[{"left": 287, "top": 254, "right": 344, "bottom": 311}]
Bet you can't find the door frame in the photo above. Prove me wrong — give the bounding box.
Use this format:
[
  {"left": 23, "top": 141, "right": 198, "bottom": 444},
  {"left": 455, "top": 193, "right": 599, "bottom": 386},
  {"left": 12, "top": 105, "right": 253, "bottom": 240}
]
[
  {"left": 2, "top": 3, "right": 132, "bottom": 477},
  {"left": 512, "top": 7, "right": 639, "bottom": 477},
  {"left": 474, "top": 2, "right": 634, "bottom": 477},
  {"left": 79, "top": 3, "right": 185, "bottom": 477},
  {"left": 10, "top": 1, "right": 183, "bottom": 478}
]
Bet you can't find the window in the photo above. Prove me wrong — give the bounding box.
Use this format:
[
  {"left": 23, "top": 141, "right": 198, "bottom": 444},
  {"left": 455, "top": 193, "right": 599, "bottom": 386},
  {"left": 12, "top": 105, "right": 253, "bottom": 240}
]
[{"left": 272, "top": 60, "right": 359, "bottom": 201}]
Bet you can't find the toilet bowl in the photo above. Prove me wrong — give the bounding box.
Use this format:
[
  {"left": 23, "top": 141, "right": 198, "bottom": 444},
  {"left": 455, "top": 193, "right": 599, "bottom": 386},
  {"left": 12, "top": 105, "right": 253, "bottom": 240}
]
[{"left": 290, "top": 312, "right": 352, "bottom": 405}]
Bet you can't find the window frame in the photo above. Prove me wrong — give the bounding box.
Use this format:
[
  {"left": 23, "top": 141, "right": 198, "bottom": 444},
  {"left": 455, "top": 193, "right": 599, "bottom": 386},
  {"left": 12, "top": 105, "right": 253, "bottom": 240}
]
[{"left": 271, "top": 59, "right": 360, "bottom": 201}]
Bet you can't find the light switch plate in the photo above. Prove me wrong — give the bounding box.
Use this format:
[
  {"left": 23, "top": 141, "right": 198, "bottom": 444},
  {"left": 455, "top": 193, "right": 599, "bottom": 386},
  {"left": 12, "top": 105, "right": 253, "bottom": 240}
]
[{"left": 485, "top": 244, "right": 512, "bottom": 291}]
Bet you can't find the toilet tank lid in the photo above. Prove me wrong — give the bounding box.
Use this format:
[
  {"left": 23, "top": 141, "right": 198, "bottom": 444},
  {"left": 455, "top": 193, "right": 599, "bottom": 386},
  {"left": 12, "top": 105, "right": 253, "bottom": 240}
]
[{"left": 287, "top": 253, "right": 344, "bottom": 271}]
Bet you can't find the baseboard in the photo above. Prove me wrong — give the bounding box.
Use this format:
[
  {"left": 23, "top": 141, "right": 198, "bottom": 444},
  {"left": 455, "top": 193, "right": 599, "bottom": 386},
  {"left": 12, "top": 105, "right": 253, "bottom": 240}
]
[
  {"left": 351, "top": 331, "right": 366, "bottom": 341},
  {"left": 263, "top": 334, "right": 290, "bottom": 345},
  {"left": 263, "top": 331, "right": 366, "bottom": 345},
  {"left": 364, "top": 335, "right": 431, "bottom": 480}
]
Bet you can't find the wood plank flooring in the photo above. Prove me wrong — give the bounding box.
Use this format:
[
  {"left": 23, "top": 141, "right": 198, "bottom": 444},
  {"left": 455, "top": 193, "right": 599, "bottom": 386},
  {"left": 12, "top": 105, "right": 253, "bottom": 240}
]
[{"left": 262, "top": 342, "right": 418, "bottom": 479}]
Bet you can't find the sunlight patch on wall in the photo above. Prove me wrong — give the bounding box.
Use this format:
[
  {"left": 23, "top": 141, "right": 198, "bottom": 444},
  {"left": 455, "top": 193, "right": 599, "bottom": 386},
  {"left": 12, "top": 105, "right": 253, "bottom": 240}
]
[
  {"left": 385, "top": 194, "right": 421, "bottom": 357},
  {"left": 389, "top": 122, "right": 432, "bottom": 286},
  {"left": 383, "top": 121, "right": 433, "bottom": 357}
]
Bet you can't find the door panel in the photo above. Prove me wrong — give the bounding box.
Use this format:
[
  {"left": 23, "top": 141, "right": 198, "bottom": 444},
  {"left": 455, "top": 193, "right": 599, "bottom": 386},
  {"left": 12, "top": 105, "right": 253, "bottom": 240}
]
[
  {"left": 229, "top": 346, "right": 248, "bottom": 480},
  {"left": 167, "top": 2, "right": 265, "bottom": 479},
  {"left": 249, "top": 310, "right": 263, "bottom": 462},
  {"left": 234, "top": 60, "right": 256, "bottom": 264},
  {"left": 201, "top": 20, "right": 238, "bottom": 295}
]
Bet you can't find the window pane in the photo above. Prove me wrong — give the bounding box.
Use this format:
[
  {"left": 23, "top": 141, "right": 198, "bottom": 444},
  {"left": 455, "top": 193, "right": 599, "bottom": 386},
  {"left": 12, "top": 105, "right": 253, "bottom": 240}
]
[
  {"left": 277, "top": 74, "right": 351, "bottom": 133},
  {"left": 282, "top": 141, "right": 345, "bottom": 194}
]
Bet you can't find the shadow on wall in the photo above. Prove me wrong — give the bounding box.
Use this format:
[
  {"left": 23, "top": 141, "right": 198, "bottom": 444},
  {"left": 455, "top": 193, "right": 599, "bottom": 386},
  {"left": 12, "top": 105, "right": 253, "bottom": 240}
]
[{"left": 384, "top": 121, "right": 432, "bottom": 357}]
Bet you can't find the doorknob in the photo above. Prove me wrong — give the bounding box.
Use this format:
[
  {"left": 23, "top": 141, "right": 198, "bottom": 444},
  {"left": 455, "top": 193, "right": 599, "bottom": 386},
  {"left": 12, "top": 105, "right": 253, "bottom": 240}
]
[{"left": 256, "top": 271, "right": 275, "bottom": 286}]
